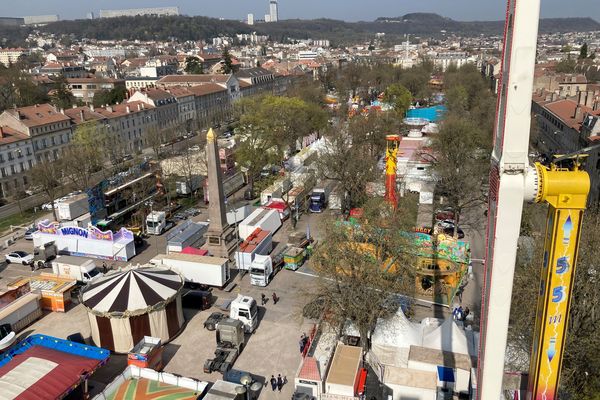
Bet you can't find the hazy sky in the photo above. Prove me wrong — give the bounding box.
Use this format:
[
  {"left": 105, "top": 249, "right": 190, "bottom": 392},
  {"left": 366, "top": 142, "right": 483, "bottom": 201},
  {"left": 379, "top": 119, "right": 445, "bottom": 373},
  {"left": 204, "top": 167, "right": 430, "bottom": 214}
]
[{"left": 8, "top": 0, "right": 600, "bottom": 22}]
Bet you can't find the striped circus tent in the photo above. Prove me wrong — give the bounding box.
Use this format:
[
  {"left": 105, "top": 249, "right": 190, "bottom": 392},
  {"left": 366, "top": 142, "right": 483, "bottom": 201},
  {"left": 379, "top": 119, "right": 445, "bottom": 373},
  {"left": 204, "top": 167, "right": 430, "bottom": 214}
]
[{"left": 81, "top": 267, "right": 185, "bottom": 353}]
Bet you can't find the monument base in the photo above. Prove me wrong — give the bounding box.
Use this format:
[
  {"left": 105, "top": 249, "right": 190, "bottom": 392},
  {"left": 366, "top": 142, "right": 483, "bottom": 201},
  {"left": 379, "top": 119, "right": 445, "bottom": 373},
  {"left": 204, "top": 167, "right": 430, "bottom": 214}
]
[{"left": 203, "top": 225, "right": 238, "bottom": 259}]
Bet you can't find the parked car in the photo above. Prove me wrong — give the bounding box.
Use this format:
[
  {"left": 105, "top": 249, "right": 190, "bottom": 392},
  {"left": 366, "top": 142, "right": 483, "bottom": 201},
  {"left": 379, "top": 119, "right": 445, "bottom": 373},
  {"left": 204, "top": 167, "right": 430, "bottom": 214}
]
[
  {"left": 24, "top": 226, "right": 37, "bottom": 240},
  {"left": 188, "top": 145, "right": 201, "bottom": 152},
  {"left": 204, "top": 311, "right": 226, "bottom": 331},
  {"left": 441, "top": 224, "right": 465, "bottom": 239},
  {"left": 435, "top": 208, "right": 455, "bottom": 222},
  {"left": 5, "top": 251, "right": 34, "bottom": 265}
]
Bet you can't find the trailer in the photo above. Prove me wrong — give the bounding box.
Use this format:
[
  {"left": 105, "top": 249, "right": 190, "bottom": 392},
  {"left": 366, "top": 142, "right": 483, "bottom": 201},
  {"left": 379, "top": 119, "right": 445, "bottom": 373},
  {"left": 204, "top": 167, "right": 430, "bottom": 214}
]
[
  {"left": 176, "top": 175, "right": 204, "bottom": 196},
  {"left": 260, "top": 177, "right": 292, "bottom": 205},
  {"left": 234, "top": 228, "right": 273, "bottom": 271},
  {"left": 150, "top": 253, "right": 231, "bottom": 288},
  {"left": 284, "top": 246, "right": 306, "bottom": 271},
  {"left": 166, "top": 221, "right": 209, "bottom": 253},
  {"left": 205, "top": 171, "right": 245, "bottom": 202},
  {"left": 57, "top": 194, "right": 89, "bottom": 221},
  {"left": 238, "top": 208, "right": 281, "bottom": 241}
]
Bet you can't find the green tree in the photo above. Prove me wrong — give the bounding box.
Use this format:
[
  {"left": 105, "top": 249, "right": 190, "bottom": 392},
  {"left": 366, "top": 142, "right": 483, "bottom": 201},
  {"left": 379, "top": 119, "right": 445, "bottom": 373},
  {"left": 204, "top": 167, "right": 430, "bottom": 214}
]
[
  {"left": 0, "top": 65, "right": 48, "bottom": 112},
  {"left": 222, "top": 47, "right": 234, "bottom": 74},
  {"left": 29, "top": 158, "right": 63, "bottom": 221},
  {"left": 184, "top": 56, "right": 203, "bottom": 74},
  {"left": 50, "top": 75, "right": 75, "bottom": 109},
  {"left": 61, "top": 122, "right": 104, "bottom": 190},
  {"left": 92, "top": 86, "right": 127, "bottom": 107},
  {"left": 579, "top": 43, "right": 588, "bottom": 59},
  {"left": 555, "top": 58, "right": 577, "bottom": 73},
  {"left": 382, "top": 83, "right": 412, "bottom": 117},
  {"left": 445, "top": 85, "right": 469, "bottom": 113}
]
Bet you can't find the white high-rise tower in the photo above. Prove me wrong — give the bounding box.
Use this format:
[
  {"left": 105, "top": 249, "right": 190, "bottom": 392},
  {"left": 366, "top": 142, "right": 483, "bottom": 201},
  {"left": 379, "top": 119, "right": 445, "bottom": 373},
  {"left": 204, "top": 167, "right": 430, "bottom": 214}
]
[{"left": 269, "top": 0, "right": 279, "bottom": 22}]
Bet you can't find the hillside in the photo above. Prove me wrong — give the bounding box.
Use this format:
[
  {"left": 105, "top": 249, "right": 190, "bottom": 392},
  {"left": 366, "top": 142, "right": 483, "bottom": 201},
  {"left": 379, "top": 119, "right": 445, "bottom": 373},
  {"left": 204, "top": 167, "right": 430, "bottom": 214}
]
[{"left": 0, "top": 13, "right": 598, "bottom": 47}]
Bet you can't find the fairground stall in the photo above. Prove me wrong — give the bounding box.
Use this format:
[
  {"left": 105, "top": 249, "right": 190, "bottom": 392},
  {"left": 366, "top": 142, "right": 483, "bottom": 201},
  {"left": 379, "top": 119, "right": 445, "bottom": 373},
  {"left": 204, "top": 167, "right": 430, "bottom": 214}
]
[
  {"left": 32, "top": 221, "right": 136, "bottom": 261},
  {"left": 81, "top": 267, "right": 184, "bottom": 353},
  {"left": 7, "top": 273, "right": 77, "bottom": 312}
]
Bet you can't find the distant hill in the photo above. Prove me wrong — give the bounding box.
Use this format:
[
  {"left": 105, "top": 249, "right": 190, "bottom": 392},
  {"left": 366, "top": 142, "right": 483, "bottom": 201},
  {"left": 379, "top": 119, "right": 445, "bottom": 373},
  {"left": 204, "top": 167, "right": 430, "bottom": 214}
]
[{"left": 0, "top": 13, "right": 598, "bottom": 47}]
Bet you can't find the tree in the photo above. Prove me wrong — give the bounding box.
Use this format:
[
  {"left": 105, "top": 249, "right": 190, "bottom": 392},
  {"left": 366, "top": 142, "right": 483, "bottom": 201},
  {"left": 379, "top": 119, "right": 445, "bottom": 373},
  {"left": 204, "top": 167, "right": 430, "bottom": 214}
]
[
  {"left": 61, "top": 122, "right": 105, "bottom": 190},
  {"left": 429, "top": 115, "right": 490, "bottom": 233},
  {"left": 309, "top": 198, "right": 417, "bottom": 351},
  {"left": 555, "top": 58, "right": 577, "bottom": 73},
  {"left": 92, "top": 86, "right": 127, "bottom": 107},
  {"left": 184, "top": 56, "right": 203, "bottom": 74},
  {"left": 29, "top": 158, "right": 63, "bottom": 221},
  {"left": 146, "top": 126, "right": 166, "bottom": 160},
  {"left": 382, "top": 83, "right": 412, "bottom": 117},
  {"left": 234, "top": 124, "right": 279, "bottom": 190},
  {"left": 0, "top": 65, "right": 48, "bottom": 113},
  {"left": 222, "top": 47, "right": 234, "bottom": 74},
  {"left": 579, "top": 43, "right": 588, "bottom": 59},
  {"left": 445, "top": 85, "right": 469, "bottom": 113},
  {"left": 50, "top": 75, "right": 75, "bottom": 110},
  {"left": 509, "top": 207, "right": 600, "bottom": 399}
]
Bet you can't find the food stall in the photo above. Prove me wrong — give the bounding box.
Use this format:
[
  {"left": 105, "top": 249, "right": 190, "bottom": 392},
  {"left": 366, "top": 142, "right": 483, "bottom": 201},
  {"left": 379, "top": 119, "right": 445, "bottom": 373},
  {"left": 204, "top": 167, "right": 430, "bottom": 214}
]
[
  {"left": 284, "top": 246, "right": 306, "bottom": 271},
  {"left": 0, "top": 283, "right": 42, "bottom": 333},
  {"left": 7, "top": 273, "right": 77, "bottom": 312}
]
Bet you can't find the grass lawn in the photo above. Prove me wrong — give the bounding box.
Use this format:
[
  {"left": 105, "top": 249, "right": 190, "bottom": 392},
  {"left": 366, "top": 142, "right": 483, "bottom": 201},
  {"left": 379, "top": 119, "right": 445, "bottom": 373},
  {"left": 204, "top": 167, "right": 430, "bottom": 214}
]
[{"left": 0, "top": 208, "right": 39, "bottom": 236}]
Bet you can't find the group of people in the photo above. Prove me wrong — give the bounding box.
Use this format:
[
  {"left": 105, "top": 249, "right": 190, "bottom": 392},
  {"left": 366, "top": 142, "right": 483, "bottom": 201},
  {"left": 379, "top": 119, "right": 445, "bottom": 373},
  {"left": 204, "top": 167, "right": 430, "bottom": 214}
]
[
  {"left": 453, "top": 305, "right": 470, "bottom": 322},
  {"left": 269, "top": 374, "right": 287, "bottom": 392},
  {"left": 261, "top": 293, "right": 279, "bottom": 305}
]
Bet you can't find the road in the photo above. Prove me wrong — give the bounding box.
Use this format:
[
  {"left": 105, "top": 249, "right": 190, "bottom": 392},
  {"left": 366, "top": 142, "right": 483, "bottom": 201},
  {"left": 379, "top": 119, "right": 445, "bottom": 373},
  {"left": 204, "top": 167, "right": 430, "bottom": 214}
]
[{"left": 0, "top": 134, "right": 205, "bottom": 221}]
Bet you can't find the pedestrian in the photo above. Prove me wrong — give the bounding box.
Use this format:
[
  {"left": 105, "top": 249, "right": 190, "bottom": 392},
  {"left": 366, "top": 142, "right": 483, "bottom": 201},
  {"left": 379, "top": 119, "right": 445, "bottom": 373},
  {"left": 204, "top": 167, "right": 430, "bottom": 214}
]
[
  {"left": 261, "top": 293, "right": 267, "bottom": 306},
  {"left": 102, "top": 261, "right": 107, "bottom": 274},
  {"left": 456, "top": 306, "right": 463, "bottom": 321},
  {"left": 30, "top": 262, "right": 35, "bottom": 272},
  {"left": 270, "top": 375, "right": 277, "bottom": 391},
  {"left": 299, "top": 335, "right": 306, "bottom": 354},
  {"left": 277, "top": 374, "right": 283, "bottom": 392},
  {"left": 463, "top": 307, "right": 470, "bottom": 321},
  {"left": 457, "top": 287, "right": 463, "bottom": 303},
  {"left": 272, "top": 292, "right": 278, "bottom": 305}
]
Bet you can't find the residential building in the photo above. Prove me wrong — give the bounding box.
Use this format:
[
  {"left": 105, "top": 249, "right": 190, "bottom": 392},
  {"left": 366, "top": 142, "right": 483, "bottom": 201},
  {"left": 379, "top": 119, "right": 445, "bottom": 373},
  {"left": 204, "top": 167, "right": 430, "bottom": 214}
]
[
  {"left": 187, "top": 84, "right": 232, "bottom": 128},
  {"left": 269, "top": 0, "right": 279, "bottom": 22},
  {"left": 94, "top": 102, "right": 157, "bottom": 153},
  {"left": 298, "top": 51, "right": 318, "bottom": 61},
  {"left": 166, "top": 87, "right": 196, "bottom": 132},
  {"left": 99, "top": 7, "right": 179, "bottom": 18},
  {"left": 247, "top": 14, "right": 254, "bottom": 25},
  {"left": 128, "top": 89, "right": 178, "bottom": 130},
  {"left": 0, "top": 127, "right": 35, "bottom": 197},
  {"left": 558, "top": 74, "right": 588, "bottom": 97},
  {"left": 0, "top": 48, "right": 26, "bottom": 66},
  {"left": 23, "top": 15, "right": 59, "bottom": 25},
  {"left": 156, "top": 74, "right": 241, "bottom": 100},
  {"left": 532, "top": 90, "right": 600, "bottom": 205},
  {"left": 433, "top": 52, "right": 471, "bottom": 71},
  {"left": 66, "top": 77, "right": 126, "bottom": 104},
  {"left": 0, "top": 17, "right": 24, "bottom": 27},
  {"left": 235, "top": 67, "right": 277, "bottom": 97},
  {"left": 125, "top": 77, "right": 159, "bottom": 90},
  {"left": 0, "top": 104, "right": 72, "bottom": 163}
]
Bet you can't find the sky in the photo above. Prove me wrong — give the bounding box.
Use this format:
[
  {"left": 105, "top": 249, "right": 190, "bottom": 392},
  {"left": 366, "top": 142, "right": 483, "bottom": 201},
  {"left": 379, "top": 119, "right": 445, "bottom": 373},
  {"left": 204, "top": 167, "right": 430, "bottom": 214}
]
[{"left": 8, "top": 0, "right": 600, "bottom": 23}]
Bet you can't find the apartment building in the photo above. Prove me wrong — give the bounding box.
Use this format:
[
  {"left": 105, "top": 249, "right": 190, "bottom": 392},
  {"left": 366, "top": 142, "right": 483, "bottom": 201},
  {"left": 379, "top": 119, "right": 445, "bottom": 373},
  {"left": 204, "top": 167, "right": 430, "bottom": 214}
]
[
  {"left": 128, "top": 89, "right": 178, "bottom": 129},
  {"left": 66, "top": 77, "right": 126, "bottom": 104},
  {"left": 187, "top": 84, "right": 232, "bottom": 127},
  {"left": 156, "top": 74, "right": 241, "bottom": 100},
  {"left": 0, "top": 48, "right": 26, "bottom": 66},
  {"left": 165, "top": 87, "right": 196, "bottom": 132},
  {"left": 0, "top": 127, "right": 35, "bottom": 197},
  {"left": 0, "top": 104, "right": 72, "bottom": 162}
]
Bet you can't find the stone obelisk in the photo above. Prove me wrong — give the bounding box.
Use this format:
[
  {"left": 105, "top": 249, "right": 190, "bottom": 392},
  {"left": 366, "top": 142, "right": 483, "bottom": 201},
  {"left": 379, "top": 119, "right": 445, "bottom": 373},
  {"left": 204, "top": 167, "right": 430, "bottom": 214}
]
[{"left": 203, "top": 128, "right": 237, "bottom": 258}]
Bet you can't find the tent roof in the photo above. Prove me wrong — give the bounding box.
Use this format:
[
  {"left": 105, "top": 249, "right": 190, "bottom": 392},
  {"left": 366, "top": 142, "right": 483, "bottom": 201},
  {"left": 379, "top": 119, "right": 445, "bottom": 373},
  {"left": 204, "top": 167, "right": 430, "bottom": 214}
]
[
  {"left": 372, "top": 309, "right": 423, "bottom": 349},
  {"left": 421, "top": 317, "right": 469, "bottom": 355},
  {"left": 82, "top": 267, "right": 183, "bottom": 315}
]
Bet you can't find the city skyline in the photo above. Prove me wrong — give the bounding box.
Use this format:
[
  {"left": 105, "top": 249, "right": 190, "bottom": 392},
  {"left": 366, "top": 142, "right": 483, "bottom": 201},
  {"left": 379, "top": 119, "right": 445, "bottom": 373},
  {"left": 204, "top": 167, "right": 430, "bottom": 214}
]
[{"left": 7, "top": 0, "right": 600, "bottom": 23}]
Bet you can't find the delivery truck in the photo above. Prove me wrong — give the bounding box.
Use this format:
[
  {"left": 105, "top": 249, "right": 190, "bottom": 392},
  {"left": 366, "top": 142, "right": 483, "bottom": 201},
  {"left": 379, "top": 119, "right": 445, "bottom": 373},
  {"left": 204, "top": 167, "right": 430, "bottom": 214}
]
[
  {"left": 146, "top": 211, "right": 174, "bottom": 235},
  {"left": 250, "top": 252, "right": 285, "bottom": 287},
  {"left": 51, "top": 255, "right": 103, "bottom": 283},
  {"left": 234, "top": 228, "right": 273, "bottom": 271},
  {"left": 176, "top": 175, "right": 204, "bottom": 196},
  {"left": 57, "top": 194, "right": 89, "bottom": 221},
  {"left": 309, "top": 183, "right": 335, "bottom": 213},
  {"left": 238, "top": 208, "right": 281, "bottom": 241},
  {"left": 150, "top": 253, "right": 231, "bottom": 288}
]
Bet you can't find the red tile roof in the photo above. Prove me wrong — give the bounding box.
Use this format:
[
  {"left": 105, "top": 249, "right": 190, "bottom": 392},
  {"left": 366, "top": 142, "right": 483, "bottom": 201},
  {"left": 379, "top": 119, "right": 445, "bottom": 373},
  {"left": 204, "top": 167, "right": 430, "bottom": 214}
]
[
  {"left": 0, "top": 126, "right": 30, "bottom": 144},
  {"left": 63, "top": 106, "right": 105, "bottom": 124},
  {"left": 186, "top": 83, "right": 227, "bottom": 96},
  {"left": 6, "top": 104, "right": 70, "bottom": 128},
  {"left": 298, "top": 357, "right": 321, "bottom": 381},
  {"left": 157, "top": 74, "right": 230, "bottom": 85},
  {"left": 544, "top": 99, "right": 596, "bottom": 130},
  {"left": 95, "top": 101, "right": 154, "bottom": 118}
]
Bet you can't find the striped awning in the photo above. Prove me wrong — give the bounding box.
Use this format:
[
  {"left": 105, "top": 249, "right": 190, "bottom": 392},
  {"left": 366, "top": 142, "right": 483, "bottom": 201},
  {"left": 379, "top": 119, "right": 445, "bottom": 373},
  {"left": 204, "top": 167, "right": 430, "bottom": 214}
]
[{"left": 81, "top": 268, "right": 183, "bottom": 315}]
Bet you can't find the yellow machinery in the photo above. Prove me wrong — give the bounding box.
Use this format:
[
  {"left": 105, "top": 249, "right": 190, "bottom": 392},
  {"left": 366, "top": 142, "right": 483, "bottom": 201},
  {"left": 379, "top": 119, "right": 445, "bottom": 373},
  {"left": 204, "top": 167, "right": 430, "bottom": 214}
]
[
  {"left": 526, "top": 160, "right": 589, "bottom": 399},
  {"left": 385, "top": 134, "right": 401, "bottom": 208}
]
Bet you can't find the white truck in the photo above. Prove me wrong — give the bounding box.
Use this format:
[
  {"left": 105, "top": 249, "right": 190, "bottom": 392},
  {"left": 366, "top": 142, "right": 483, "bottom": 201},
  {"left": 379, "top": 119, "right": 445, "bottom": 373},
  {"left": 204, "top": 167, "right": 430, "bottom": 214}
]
[
  {"left": 146, "top": 211, "right": 174, "bottom": 235},
  {"left": 150, "top": 253, "right": 231, "bottom": 288},
  {"left": 57, "top": 194, "right": 89, "bottom": 221},
  {"left": 176, "top": 175, "right": 204, "bottom": 196},
  {"left": 230, "top": 294, "right": 258, "bottom": 333},
  {"left": 250, "top": 253, "right": 284, "bottom": 287},
  {"left": 238, "top": 208, "right": 282, "bottom": 241},
  {"left": 51, "top": 255, "right": 103, "bottom": 283}
]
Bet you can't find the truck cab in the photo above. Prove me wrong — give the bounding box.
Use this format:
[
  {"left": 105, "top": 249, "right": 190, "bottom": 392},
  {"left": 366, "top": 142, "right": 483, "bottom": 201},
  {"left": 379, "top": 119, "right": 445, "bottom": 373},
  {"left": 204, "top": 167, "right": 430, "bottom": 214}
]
[
  {"left": 146, "top": 211, "right": 167, "bottom": 235},
  {"left": 230, "top": 294, "right": 258, "bottom": 333},
  {"left": 309, "top": 189, "right": 327, "bottom": 213},
  {"left": 250, "top": 254, "right": 273, "bottom": 287}
]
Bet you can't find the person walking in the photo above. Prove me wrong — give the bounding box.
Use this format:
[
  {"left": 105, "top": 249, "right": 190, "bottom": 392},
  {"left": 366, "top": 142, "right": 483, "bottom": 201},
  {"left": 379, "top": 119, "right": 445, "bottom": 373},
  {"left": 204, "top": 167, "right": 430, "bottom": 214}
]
[
  {"left": 277, "top": 374, "right": 283, "bottom": 392},
  {"left": 272, "top": 292, "right": 278, "bottom": 305},
  {"left": 270, "top": 375, "right": 277, "bottom": 391},
  {"left": 261, "top": 293, "right": 267, "bottom": 306},
  {"left": 299, "top": 334, "right": 306, "bottom": 354},
  {"left": 102, "top": 261, "right": 108, "bottom": 274}
]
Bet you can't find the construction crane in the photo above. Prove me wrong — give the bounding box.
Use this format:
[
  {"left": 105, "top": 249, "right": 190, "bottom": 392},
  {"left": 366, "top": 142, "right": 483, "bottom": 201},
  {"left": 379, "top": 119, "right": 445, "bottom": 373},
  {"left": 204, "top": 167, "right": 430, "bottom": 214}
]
[
  {"left": 385, "top": 134, "right": 401, "bottom": 208},
  {"left": 477, "top": 1, "right": 591, "bottom": 399}
]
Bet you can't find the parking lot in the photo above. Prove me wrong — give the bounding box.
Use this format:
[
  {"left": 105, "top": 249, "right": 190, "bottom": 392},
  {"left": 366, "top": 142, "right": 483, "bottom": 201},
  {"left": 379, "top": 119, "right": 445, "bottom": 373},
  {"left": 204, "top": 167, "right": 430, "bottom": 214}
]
[{"left": 0, "top": 196, "right": 332, "bottom": 399}]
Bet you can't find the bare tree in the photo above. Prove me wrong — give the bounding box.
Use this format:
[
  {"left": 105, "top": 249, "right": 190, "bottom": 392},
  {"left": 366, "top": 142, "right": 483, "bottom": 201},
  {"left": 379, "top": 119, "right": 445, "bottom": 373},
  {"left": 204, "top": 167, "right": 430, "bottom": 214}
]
[
  {"left": 310, "top": 198, "right": 417, "bottom": 351},
  {"left": 29, "top": 158, "right": 63, "bottom": 221}
]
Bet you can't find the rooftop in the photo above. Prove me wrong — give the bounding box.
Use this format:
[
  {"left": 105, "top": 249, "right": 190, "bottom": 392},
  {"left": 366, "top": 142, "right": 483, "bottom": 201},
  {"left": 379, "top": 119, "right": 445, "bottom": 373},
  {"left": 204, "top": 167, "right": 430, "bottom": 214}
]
[
  {"left": 5, "top": 104, "right": 70, "bottom": 128},
  {"left": 408, "top": 345, "right": 475, "bottom": 371},
  {"left": 0, "top": 126, "right": 30, "bottom": 145},
  {"left": 157, "top": 74, "right": 230, "bottom": 85}
]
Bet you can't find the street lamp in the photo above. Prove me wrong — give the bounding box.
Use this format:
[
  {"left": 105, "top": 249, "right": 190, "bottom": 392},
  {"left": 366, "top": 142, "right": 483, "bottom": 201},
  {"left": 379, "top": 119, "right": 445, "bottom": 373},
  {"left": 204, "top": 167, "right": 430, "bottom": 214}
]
[{"left": 234, "top": 374, "right": 262, "bottom": 400}]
